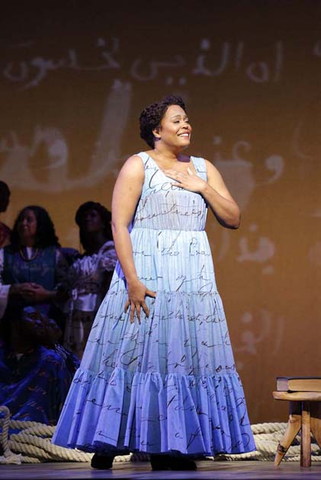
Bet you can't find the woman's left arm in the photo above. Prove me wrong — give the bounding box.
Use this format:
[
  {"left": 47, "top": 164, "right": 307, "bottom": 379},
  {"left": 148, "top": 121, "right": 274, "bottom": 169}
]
[
  {"left": 201, "top": 160, "right": 240, "bottom": 228},
  {"left": 164, "top": 160, "right": 240, "bottom": 229}
]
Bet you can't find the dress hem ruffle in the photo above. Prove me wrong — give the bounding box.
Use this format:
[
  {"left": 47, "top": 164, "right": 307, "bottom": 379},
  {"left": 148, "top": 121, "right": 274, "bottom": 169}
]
[{"left": 52, "top": 366, "right": 256, "bottom": 456}]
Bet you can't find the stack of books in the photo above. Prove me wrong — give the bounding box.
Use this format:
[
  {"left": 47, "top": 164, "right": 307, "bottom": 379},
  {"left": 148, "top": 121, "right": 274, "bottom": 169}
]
[{"left": 277, "top": 376, "right": 321, "bottom": 392}]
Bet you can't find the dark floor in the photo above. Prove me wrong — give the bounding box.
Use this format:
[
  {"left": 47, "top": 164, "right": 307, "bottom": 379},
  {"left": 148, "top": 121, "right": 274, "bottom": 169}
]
[{"left": 1, "top": 460, "right": 321, "bottom": 480}]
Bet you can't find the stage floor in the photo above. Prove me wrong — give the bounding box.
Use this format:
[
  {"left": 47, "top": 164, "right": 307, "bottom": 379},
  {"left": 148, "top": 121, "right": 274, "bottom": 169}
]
[{"left": 1, "top": 460, "right": 321, "bottom": 479}]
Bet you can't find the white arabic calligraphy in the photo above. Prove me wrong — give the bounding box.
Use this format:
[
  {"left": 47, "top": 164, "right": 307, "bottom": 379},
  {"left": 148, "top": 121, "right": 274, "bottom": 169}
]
[{"left": 2, "top": 37, "right": 286, "bottom": 89}]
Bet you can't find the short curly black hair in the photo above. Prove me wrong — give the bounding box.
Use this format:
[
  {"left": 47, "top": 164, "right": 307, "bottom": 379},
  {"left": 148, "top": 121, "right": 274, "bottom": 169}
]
[
  {"left": 75, "top": 201, "right": 112, "bottom": 251},
  {"left": 139, "top": 94, "right": 186, "bottom": 148}
]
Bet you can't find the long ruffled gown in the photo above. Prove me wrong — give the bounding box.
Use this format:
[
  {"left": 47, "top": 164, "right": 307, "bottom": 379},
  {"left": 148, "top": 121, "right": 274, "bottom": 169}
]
[{"left": 52, "top": 152, "right": 256, "bottom": 456}]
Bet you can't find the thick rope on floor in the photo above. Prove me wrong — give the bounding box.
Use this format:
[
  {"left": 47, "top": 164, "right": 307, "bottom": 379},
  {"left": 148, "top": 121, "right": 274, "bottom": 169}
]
[
  {"left": 0, "top": 406, "right": 147, "bottom": 465},
  {"left": 1, "top": 407, "right": 321, "bottom": 464}
]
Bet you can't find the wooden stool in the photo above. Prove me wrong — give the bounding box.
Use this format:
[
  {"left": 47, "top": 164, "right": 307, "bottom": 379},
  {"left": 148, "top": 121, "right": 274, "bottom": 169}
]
[{"left": 273, "top": 391, "right": 321, "bottom": 467}]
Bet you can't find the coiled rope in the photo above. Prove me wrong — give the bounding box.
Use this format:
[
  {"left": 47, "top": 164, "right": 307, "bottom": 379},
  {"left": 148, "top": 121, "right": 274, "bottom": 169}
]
[{"left": 1, "top": 406, "right": 321, "bottom": 465}]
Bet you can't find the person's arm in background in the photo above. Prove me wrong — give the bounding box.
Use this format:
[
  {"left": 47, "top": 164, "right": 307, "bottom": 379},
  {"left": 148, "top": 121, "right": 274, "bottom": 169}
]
[{"left": 99, "top": 240, "right": 118, "bottom": 296}]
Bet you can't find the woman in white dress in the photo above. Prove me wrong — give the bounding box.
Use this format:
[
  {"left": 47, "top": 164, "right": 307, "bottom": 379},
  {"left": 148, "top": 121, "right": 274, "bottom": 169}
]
[{"left": 52, "top": 95, "right": 255, "bottom": 471}]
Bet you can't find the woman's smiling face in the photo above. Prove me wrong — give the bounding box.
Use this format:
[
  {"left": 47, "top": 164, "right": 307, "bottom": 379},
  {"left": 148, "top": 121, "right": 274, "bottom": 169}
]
[{"left": 154, "top": 104, "right": 192, "bottom": 149}]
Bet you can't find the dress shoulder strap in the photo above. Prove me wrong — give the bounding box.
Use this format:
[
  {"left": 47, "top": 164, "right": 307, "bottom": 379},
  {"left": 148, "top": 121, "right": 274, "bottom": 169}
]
[
  {"left": 191, "top": 156, "right": 207, "bottom": 181},
  {"left": 135, "top": 151, "right": 149, "bottom": 164}
]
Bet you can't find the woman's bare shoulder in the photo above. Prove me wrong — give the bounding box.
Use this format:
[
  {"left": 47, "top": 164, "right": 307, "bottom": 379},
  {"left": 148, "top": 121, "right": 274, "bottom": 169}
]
[
  {"left": 116, "top": 154, "right": 145, "bottom": 182},
  {"left": 119, "top": 154, "right": 143, "bottom": 169},
  {"left": 203, "top": 158, "right": 222, "bottom": 176}
]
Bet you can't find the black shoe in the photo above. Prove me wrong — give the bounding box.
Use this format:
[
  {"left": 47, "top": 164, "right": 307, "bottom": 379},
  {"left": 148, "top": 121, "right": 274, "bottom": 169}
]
[
  {"left": 150, "top": 454, "right": 171, "bottom": 470},
  {"left": 91, "top": 453, "right": 115, "bottom": 469},
  {"left": 150, "top": 454, "right": 197, "bottom": 471},
  {"left": 168, "top": 456, "right": 197, "bottom": 471}
]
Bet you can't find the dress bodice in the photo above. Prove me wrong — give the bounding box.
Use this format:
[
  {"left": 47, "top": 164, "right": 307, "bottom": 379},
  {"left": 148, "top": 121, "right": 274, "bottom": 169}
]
[{"left": 132, "top": 152, "right": 208, "bottom": 232}]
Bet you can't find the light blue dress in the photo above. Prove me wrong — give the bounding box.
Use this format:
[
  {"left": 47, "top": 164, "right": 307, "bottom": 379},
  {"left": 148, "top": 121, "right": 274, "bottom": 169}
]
[{"left": 52, "top": 152, "right": 256, "bottom": 456}]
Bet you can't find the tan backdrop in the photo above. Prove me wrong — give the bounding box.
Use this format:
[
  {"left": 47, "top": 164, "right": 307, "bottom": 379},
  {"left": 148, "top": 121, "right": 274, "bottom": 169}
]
[{"left": 1, "top": 0, "right": 321, "bottom": 424}]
